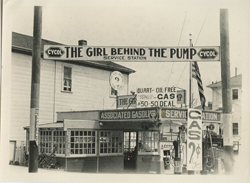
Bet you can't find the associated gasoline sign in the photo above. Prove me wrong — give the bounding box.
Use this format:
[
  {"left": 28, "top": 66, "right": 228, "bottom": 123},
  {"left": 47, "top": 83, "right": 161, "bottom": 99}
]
[
  {"left": 187, "top": 108, "right": 202, "bottom": 171},
  {"left": 44, "top": 45, "right": 220, "bottom": 62},
  {"left": 137, "top": 87, "right": 177, "bottom": 108}
]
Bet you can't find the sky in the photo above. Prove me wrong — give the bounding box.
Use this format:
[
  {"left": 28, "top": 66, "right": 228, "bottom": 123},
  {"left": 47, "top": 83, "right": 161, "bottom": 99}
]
[{"left": 3, "top": 0, "right": 250, "bottom": 105}]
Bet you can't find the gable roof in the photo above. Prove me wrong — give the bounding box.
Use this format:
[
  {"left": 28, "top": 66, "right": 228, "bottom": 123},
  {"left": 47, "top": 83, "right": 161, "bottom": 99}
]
[
  {"left": 12, "top": 32, "right": 135, "bottom": 74},
  {"left": 206, "top": 74, "right": 242, "bottom": 88},
  {"left": 194, "top": 105, "right": 212, "bottom": 111}
]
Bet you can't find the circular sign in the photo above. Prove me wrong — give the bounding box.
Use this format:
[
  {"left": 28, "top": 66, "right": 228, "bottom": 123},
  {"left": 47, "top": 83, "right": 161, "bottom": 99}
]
[
  {"left": 109, "top": 71, "right": 124, "bottom": 91},
  {"left": 208, "top": 124, "right": 215, "bottom": 131},
  {"left": 180, "top": 125, "right": 186, "bottom": 132}
]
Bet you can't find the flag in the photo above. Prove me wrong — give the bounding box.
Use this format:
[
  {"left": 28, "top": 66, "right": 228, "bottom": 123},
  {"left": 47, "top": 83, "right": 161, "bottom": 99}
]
[{"left": 192, "top": 61, "right": 206, "bottom": 110}]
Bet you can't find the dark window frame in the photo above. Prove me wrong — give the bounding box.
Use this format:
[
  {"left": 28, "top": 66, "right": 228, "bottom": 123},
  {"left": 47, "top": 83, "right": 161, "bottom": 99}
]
[
  {"left": 233, "top": 123, "right": 238, "bottom": 135},
  {"left": 232, "top": 89, "right": 238, "bottom": 100},
  {"left": 63, "top": 66, "right": 72, "bottom": 92}
]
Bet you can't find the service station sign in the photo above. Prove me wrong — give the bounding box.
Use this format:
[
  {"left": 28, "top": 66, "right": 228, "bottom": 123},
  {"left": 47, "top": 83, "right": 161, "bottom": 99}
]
[
  {"left": 160, "top": 108, "right": 221, "bottom": 122},
  {"left": 99, "top": 108, "right": 158, "bottom": 121},
  {"left": 44, "top": 45, "right": 220, "bottom": 62}
]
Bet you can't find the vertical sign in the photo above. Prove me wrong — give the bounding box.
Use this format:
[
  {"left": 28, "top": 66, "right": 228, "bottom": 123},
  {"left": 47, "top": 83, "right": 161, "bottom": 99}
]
[{"left": 187, "top": 108, "right": 202, "bottom": 170}]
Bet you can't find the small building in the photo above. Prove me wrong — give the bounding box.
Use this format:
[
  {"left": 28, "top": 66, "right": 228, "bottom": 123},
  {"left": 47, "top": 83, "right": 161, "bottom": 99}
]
[
  {"left": 24, "top": 107, "right": 221, "bottom": 173},
  {"left": 207, "top": 73, "right": 242, "bottom": 154}
]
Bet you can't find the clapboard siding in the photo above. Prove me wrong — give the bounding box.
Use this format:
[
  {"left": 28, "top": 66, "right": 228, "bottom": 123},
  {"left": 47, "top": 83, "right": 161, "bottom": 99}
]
[
  {"left": 54, "top": 62, "right": 128, "bottom": 114},
  {"left": 39, "top": 60, "right": 55, "bottom": 124},
  {"left": 11, "top": 53, "right": 32, "bottom": 140},
  {"left": 11, "top": 52, "right": 130, "bottom": 141}
]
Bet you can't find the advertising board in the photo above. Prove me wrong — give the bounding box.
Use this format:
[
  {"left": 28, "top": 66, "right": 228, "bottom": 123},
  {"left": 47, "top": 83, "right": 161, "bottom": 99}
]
[
  {"left": 117, "top": 95, "right": 137, "bottom": 108},
  {"left": 136, "top": 87, "right": 177, "bottom": 108},
  {"left": 44, "top": 45, "right": 220, "bottom": 62},
  {"left": 187, "top": 108, "right": 202, "bottom": 170},
  {"left": 99, "top": 108, "right": 158, "bottom": 121}
]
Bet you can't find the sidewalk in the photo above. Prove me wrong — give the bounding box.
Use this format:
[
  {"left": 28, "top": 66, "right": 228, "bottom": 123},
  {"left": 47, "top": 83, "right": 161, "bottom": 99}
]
[{"left": 1, "top": 164, "right": 244, "bottom": 183}]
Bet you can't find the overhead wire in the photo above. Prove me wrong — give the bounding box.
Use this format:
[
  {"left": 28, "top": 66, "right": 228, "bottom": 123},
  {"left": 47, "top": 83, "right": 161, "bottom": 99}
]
[
  {"left": 167, "top": 11, "right": 187, "bottom": 87},
  {"left": 176, "top": 11, "right": 209, "bottom": 88}
]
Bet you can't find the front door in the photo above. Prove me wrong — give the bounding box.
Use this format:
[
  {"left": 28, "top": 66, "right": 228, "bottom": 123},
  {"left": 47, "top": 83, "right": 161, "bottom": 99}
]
[{"left": 124, "top": 131, "right": 137, "bottom": 170}]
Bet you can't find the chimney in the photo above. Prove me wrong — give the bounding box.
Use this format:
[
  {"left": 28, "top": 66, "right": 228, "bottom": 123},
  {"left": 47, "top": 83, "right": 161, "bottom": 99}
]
[
  {"left": 78, "top": 40, "right": 87, "bottom": 46},
  {"left": 235, "top": 67, "right": 237, "bottom": 76}
]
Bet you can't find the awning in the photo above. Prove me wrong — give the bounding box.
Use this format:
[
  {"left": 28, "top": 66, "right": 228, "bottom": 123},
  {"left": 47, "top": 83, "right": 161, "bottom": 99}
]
[
  {"left": 23, "top": 122, "right": 63, "bottom": 130},
  {"left": 63, "top": 119, "right": 98, "bottom": 130}
]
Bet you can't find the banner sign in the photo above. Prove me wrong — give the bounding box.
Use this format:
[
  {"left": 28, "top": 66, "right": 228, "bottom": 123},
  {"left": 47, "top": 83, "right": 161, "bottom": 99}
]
[
  {"left": 117, "top": 95, "right": 137, "bottom": 108},
  {"left": 136, "top": 87, "right": 177, "bottom": 108},
  {"left": 187, "top": 108, "right": 202, "bottom": 170},
  {"left": 160, "top": 108, "right": 221, "bottom": 122},
  {"left": 44, "top": 45, "right": 220, "bottom": 62},
  {"left": 99, "top": 108, "right": 158, "bottom": 121}
]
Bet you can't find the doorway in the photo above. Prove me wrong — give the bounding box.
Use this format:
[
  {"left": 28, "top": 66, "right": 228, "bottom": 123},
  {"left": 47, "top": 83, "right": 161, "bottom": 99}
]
[{"left": 123, "top": 131, "right": 137, "bottom": 170}]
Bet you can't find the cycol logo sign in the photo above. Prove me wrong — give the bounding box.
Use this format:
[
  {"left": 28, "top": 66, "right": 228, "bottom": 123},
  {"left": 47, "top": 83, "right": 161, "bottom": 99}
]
[
  {"left": 45, "top": 47, "right": 65, "bottom": 58},
  {"left": 198, "top": 48, "right": 218, "bottom": 59}
]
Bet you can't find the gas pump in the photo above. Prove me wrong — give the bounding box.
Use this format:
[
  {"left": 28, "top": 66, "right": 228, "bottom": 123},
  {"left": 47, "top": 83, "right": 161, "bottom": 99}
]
[
  {"left": 171, "top": 125, "right": 185, "bottom": 174},
  {"left": 201, "top": 124, "right": 216, "bottom": 174}
]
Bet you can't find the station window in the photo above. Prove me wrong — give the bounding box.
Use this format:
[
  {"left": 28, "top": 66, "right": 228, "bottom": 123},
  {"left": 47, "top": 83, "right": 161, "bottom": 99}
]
[
  {"left": 70, "top": 130, "right": 96, "bottom": 155},
  {"left": 53, "top": 131, "right": 66, "bottom": 154},
  {"left": 40, "top": 130, "right": 52, "bottom": 153},
  {"left": 138, "top": 131, "right": 159, "bottom": 153},
  {"left": 99, "top": 131, "right": 123, "bottom": 154},
  {"left": 124, "top": 132, "right": 136, "bottom": 152},
  {"left": 232, "top": 89, "right": 238, "bottom": 100},
  {"left": 63, "top": 66, "right": 72, "bottom": 92}
]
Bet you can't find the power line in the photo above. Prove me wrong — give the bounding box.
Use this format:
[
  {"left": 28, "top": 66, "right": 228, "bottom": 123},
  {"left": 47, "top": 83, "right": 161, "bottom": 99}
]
[
  {"left": 194, "top": 11, "right": 209, "bottom": 46},
  {"left": 167, "top": 11, "right": 187, "bottom": 87},
  {"left": 176, "top": 11, "right": 209, "bottom": 88}
]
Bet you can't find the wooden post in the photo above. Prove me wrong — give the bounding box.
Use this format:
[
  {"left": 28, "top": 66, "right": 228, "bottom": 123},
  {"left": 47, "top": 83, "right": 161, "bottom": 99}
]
[
  {"left": 220, "top": 9, "right": 234, "bottom": 174},
  {"left": 189, "top": 36, "right": 193, "bottom": 108},
  {"left": 29, "top": 6, "right": 42, "bottom": 173}
]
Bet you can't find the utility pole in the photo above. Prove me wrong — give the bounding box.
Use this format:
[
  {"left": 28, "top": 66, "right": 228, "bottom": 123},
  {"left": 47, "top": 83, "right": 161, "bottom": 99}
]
[
  {"left": 187, "top": 34, "right": 194, "bottom": 175},
  {"left": 220, "top": 9, "right": 234, "bottom": 174},
  {"left": 29, "top": 6, "right": 42, "bottom": 173},
  {"left": 189, "top": 34, "right": 193, "bottom": 109}
]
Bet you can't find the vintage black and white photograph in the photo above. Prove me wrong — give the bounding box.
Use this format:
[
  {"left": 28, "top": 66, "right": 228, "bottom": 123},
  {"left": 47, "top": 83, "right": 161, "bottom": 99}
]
[{"left": 1, "top": 0, "right": 250, "bottom": 182}]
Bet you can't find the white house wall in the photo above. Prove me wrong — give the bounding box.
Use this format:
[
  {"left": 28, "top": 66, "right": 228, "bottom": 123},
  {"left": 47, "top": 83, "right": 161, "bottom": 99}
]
[
  {"left": 212, "top": 88, "right": 222, "bottom": 111},
  {"left": 210, "top": 84, "right": 242, "bottom": 141},
  {"left": 11, "top": 53, "right": 32, "bottom": 141},
  {"left": 54, "top": 61, "right": 128, "bottom": 114},
  {"left": 11, "top": 52, "right": 129, "bottom": 141}
]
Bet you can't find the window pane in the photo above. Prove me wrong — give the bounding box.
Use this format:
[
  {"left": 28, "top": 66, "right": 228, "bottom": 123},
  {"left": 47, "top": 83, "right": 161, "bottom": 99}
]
[
  {"left": 232, "top": 89, "right": 238, "bottom": 100},
  {"left": 100, "top": 131, "right": 122, "bottom": 154},
  {"left": 69, "top": 130, "right": 96, "bottom": 155},
  {"left": 138, "top": 131, "right": 159, "bottom": 153},
  {"left": 233, "top": 123, "right": 238, "bottom": 135},
  {"left": 64, "top": 67, "right": 71, "bottom": 78}
]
